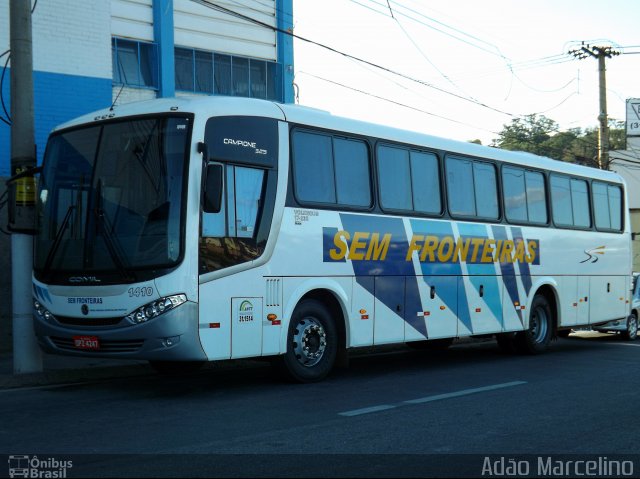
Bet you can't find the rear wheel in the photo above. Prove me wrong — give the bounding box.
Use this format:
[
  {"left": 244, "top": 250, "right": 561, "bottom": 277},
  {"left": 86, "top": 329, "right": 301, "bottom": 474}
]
[
  {"left": 621, "top": 313, "right": 638, "bottom": 341},
  {"left": 276, "top": 299, "right": 337, "bottom": 383},
  {"left": 516, "top": 293, "right": 553, "bottom": 354}
]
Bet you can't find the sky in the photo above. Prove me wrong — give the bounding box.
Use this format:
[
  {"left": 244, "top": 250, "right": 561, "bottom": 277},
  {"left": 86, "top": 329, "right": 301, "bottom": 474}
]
[{"left": 292, "top": 0, "right": 640, "bottom": 146}]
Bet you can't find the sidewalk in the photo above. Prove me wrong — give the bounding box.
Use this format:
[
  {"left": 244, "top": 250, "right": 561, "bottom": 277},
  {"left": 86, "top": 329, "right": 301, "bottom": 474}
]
[{"left": 0, "top": 350, "right": 152, "bottom": 390}]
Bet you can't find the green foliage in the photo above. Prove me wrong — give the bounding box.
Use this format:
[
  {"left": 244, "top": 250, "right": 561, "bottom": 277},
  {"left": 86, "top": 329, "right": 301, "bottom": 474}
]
[{"left": 491, "top": 114, "right": 626, "bottom": 169}]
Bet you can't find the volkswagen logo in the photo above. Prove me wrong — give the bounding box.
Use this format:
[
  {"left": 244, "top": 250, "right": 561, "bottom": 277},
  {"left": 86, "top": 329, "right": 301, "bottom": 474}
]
[{"left": 81, "top": 304, "right": 89, "bottom": 316}]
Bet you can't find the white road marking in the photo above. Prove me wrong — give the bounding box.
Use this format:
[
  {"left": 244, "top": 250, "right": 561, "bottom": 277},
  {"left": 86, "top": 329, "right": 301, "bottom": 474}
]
[
  {"left": 338, "top": 381, "right": 527, "bottom": 417},
  {"left": 403, "top": 381, "right": 527, "bottom": 405},
  {"left": 338, "top": 404, "right": 397, "bottom": 417}
]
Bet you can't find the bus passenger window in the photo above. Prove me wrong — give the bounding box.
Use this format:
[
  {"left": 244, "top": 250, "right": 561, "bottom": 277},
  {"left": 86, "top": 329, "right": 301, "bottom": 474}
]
[
  {"left": 378, "top": 145, "right": 412, "bottom": 210},
  {"left": 446, "top": 157, "right": 475, "bottom": 217},
  {"left": 334, "top": 138, "right": 371, "bottom": 207},
  {"left": 292, "top": 132, "right": 335, "bottom": 204},
  {"left": 551, "top": 175, "right": 573, "bottom": 226},
  {"left": 410, "top": 151, "right": 441, "bottom": 214},
  {"left": 503, "top": 166, "right": 527, "bottom": 222},
  {"left": 473, "top": 162, "right": 498, "bottom": 219},
  {"left": 525, "top": 171, "right": 547, "bottom": 223},
  {"left": 593, "top": 182, "right": 623, "bottom": 231},
  {"left": 570, "top": 179, "right": 590, "bottom": 228}
]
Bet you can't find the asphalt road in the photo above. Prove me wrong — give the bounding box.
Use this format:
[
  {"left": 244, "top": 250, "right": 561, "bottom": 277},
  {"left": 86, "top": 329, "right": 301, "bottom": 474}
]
[{"left": 2, "top": 333, "right": 639, "bottom": 477}]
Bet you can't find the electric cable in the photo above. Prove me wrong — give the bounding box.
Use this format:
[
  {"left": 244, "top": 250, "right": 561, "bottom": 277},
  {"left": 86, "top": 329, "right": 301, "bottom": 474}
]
[{"left": 191, "top": 0, "right": 515, "bottom": 117}]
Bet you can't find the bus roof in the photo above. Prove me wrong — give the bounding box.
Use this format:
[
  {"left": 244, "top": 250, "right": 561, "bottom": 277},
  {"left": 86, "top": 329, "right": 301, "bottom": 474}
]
[{"left": 54, "top": 96, "right": 623, "bottom": 184}]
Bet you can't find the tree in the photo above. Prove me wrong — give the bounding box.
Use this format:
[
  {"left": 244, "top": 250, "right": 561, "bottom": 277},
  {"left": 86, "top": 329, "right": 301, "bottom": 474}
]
[{"left": 492, "top": 115, "right": 626, "bottom": 169}]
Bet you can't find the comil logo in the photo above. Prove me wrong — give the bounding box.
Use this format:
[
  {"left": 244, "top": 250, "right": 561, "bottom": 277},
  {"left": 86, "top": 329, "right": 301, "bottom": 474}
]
[
  {"left": 8, "top": 455, "right": 73, "bottom": 478},
  {"left": 238, "top": 300, "right": 254, "bottom": 322}
]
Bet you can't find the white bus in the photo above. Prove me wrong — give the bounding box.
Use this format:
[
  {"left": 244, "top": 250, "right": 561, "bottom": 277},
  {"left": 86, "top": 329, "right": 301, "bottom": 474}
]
[{"left": 32, "top": 97, "right": 632, "bottom": 382}]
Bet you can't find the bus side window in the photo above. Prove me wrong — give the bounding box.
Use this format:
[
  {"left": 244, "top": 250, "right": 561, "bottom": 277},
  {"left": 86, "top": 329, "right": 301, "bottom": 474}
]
[
  {"left": 233, "top": 166, "right": 264, "bottom": 238},
  {"left": 201, "top": 164, "right": 265, "bottom": 238}
]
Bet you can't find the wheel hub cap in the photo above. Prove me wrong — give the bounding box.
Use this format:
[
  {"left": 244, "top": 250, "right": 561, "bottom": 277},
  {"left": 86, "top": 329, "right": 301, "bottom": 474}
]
[{"left": 293, "top": 317, "right": 327, "bottom": 367}]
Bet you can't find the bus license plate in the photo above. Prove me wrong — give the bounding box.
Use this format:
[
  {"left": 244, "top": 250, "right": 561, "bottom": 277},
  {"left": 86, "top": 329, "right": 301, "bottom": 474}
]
[{"left": 73, "top": 336, "right": 100, "bottom": 350}]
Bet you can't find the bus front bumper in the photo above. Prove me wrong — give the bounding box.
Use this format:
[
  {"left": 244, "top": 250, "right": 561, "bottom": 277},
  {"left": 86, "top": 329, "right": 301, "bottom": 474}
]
[{"left": 33, "top": 301, "right": 207, "bottom": 361}]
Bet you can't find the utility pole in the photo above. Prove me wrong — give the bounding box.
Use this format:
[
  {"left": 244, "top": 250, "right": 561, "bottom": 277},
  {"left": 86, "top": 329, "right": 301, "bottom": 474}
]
[
  {"left": 568, "top": 43, "right": 620, "bottom": 170},
  {"left": 9, "top": 0, "right": 43, "bottom": 373}
]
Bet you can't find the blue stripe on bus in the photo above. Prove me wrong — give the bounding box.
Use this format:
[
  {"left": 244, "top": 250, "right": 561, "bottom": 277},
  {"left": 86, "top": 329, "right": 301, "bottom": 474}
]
[
  {"left": 491, "top": 225, "right": 522, "bottom": 322},
  {"left": 322, "top": 227, "right": 346, "bottom": 262},
  {"left": 457, "top": 223, "right": 503, "bottom": 327},
  {"left": 410, "top": 219, "right": 472, "bottom": 333},
  {"left": 340, "top": 214, "right": 428, "bottom": 338},
  {"left": 510, "top": 226, "right": 532, "bottom": 296}
]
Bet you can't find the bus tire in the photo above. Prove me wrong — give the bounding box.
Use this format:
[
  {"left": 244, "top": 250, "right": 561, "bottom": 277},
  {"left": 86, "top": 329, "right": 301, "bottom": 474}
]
[
  {"left": 276, "top": 299, "right": 337, "bottom": 383},
  {"left": 516, "top": 293, "right": 553, "bottom": 354}
]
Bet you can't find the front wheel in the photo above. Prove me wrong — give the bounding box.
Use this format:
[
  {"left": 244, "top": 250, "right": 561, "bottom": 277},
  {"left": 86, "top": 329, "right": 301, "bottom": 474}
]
[
  {"left": 275, "top": 299, "right": 338, "bottom": 383},
  {"left": 621, "top": 313, "right": 638, "bottom": 341},
  {"left": 516, "top": 293, "right": 553, "bottom": 354}
]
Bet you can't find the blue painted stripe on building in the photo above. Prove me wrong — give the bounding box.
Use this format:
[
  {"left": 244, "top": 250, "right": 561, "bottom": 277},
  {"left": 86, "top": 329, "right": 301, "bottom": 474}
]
[
  {"left": 0, "top": 69, "right": 112, "bottom": 176},
  {"left": 153, "top": 0, "right": 175, "bottom": 98},
  {"left": 276, "top": 0, "right": 295, "bottom": 103}
]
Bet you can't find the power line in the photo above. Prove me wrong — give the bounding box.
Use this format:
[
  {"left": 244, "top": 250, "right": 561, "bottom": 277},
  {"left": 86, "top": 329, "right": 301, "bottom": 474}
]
[
  {"left": 192, "top": 0, "right": 515, "bottom": 117},
  {"left": 387, "top": 2, "right": 470, "bottom": 97},
  {"left": 298, "top": 70, "right": 499, "bottom": 136},
  {"left": 348, "top": 0, "right": 506, "bottom": 59},
  {"left": 192, "top": 0, "right": 621, "bottom": 161}
]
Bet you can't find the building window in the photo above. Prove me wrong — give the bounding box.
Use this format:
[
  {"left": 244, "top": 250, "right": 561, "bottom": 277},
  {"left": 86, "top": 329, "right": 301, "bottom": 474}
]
[
  {"left": 112, "top": 38, "right": 158, "bottom": 89},
  {"left": 176, "top": 47, "right": 282, "bottom": 101}
]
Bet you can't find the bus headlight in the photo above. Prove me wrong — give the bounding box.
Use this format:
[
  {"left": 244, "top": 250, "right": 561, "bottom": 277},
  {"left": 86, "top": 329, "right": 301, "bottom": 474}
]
[
  {"left": 126, "top": 294, "right": 187, "bottom": 324},
  {"left": 33, "top": 300, "right": 56, "bottom": 321}
]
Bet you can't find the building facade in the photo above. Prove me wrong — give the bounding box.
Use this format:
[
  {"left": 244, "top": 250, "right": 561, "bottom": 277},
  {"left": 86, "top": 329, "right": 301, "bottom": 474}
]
[
  {"left": 0, "top": 0, "right": 294, "bottom": 351},
  {"left": 0, "top": 0, "right": 295, "bottom": 176}
]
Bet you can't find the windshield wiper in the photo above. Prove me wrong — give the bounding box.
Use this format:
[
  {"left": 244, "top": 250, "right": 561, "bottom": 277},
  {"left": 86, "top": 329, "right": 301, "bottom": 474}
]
[
  {"left": 93, "top": 180, "right": 136, "bottom": 282},
  {"left": 43, "top": 204, "right": 75, "bottom": 278}
]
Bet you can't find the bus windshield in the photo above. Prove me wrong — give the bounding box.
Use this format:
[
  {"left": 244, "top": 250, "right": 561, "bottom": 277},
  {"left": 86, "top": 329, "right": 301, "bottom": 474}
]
[{"left": 34, "top": 115, "right": 191, "bottom": 284}]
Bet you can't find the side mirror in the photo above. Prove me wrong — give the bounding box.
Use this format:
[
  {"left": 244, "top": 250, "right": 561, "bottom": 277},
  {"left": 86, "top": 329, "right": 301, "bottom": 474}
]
[{"left": 203, "top": 164, "right": 223, "bottom": 213}]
